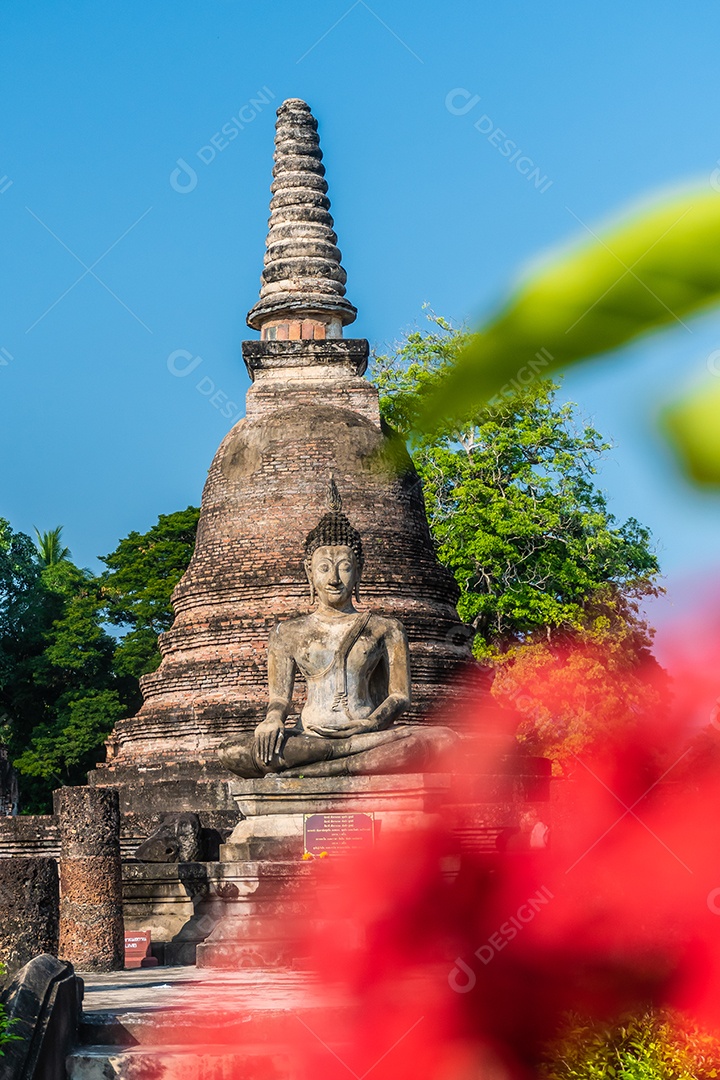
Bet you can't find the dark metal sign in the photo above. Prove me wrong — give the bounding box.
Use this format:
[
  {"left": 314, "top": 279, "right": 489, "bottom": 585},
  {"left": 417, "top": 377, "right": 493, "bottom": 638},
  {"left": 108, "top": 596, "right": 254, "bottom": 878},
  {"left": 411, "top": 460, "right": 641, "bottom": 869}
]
[{"left": 303, "top": 812, "right": 375, "bottom": 855}]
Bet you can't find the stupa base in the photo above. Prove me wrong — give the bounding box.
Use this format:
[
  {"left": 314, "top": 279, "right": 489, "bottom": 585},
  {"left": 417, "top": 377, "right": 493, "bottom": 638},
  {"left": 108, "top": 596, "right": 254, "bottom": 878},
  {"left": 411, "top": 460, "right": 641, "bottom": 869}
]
[{"left": 196, "top": 763, "right": 551, "bottom": 968}]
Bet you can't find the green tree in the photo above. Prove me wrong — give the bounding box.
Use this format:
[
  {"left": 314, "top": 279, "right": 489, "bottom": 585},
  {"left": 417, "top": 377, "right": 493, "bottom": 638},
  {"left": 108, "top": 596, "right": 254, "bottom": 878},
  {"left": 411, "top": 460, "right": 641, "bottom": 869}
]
[
  {"left": 409, "top": 188, "right": 720, "bottom": 486},
  {"left": 14, "top": 689, "right": 125, "bottom": 788},
  {"left": 98, "top": 506, "right": 200, "bottom": 681},
  {"left": 4, "top": 533, "right": 126, "bottom": 802},
  {"left": 34, "top": 526, "right": 70, "bottom": 567},
  {"left": 0, "top": 519, "right": 65, "bottom": 786},
  {"left": 373, "top": 316, "right": 660, "bottom": 654},
  {"left": 0, "top": 509, "right": 199, "bottom": 809},
  {"left": 12, "top": 510, "right": 201, "bottom": 800},
  {"left": 0, "top": 519, "right": 46, "bottom": 698},
  {"left": 371, "top": 316, "right": 664, "bottom": 761}
]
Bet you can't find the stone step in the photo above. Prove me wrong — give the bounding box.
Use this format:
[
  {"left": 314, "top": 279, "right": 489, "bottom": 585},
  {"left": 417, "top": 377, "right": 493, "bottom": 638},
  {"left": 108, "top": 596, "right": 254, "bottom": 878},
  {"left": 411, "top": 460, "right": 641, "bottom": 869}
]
[
  {"left": 67, "top": 1042, "right": 295, "bottom": 1080},
  {"left": 76, "top": 966, "right": 357, "bottom": 1074},
  {"left": 0, "top": 817, "right": 60, "bottom": 859},
  {"left": 80, "top": 1004, "right": 350, "bottom": 1047},
  {"left": 222, "top": 836, "right": 304, "bottom": 861},
  {"left": 196, "top": 938, "right": 310, "bottom": 969}
]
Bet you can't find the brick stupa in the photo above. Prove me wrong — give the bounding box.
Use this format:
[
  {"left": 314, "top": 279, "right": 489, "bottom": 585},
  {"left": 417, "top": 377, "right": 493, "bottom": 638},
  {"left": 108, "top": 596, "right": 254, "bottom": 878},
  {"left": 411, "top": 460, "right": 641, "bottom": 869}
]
[{"left": 94, "top": 99, "right": 476, "bottom": 804}]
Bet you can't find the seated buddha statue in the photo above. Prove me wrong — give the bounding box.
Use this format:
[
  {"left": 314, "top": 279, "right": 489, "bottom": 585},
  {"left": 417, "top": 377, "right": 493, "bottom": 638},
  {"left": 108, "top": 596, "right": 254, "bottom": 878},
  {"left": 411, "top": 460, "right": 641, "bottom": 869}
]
[{"left": 219, "top": 484, "right": 458, "bottom": 778}]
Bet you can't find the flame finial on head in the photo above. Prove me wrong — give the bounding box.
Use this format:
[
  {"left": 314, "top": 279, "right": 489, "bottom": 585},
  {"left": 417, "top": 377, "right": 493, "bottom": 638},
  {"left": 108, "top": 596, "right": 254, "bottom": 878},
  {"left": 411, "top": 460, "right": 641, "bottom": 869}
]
[
  {"left": 304, "top": 478, "right": 363, "bottom": 573},
  {"left": 327, "top": 476, "right": 342, "bottom": 513}
]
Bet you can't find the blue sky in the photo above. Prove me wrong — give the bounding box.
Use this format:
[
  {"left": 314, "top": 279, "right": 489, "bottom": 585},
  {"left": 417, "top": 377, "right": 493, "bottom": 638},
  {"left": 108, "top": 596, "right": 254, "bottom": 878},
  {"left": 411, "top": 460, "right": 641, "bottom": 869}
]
[{"left": 2, "top": 0, "right": 719, "bottom": 647}]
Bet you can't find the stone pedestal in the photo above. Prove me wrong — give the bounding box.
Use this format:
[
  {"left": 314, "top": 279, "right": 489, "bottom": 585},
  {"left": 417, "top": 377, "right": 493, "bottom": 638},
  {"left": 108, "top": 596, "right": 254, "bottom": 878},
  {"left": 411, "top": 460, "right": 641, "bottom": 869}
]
[
  {"left": 195, "top": 763, "right": 551, "bottom": 969},
  {"left": 57, "top": 787, "right": 124, "bottom": 973},
  {"left": 196, "top": 774, "right": 445, "bottom": 969},
  {"left": 223, "top": 772, "right": 451, "bottom": 860}
]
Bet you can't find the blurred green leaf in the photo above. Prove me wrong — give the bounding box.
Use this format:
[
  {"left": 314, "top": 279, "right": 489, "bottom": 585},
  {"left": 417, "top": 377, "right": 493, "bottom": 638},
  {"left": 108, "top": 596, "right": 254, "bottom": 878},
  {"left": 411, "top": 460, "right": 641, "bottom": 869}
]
[
  {"left": 661, "top": 377, "right": 720, "bottom": 485},
  {"left": 418, "top": 189, "right": 720, "bottom": 463}
]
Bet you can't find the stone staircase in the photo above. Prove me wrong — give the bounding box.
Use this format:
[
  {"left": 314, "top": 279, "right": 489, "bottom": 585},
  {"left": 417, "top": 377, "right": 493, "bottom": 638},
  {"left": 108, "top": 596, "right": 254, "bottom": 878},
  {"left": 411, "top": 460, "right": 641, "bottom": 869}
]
[
  {"left": 0, "top": 815, "right": 59, "bottom": 858},
  {"left": 65, "top": 966, "right": 351, "bottom": 1079}
]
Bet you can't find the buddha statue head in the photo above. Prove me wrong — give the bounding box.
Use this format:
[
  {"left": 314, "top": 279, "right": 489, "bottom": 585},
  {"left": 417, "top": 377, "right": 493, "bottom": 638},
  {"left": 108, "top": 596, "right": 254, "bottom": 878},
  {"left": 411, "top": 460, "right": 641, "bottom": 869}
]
[{"left": 304, "top": 481, "right": 364, "bottom": 609}]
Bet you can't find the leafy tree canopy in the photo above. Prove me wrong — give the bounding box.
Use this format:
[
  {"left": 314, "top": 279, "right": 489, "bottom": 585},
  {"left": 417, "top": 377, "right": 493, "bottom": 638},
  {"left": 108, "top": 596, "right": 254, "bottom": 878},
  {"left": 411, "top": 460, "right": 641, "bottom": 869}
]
[
  {"left": 0, "top": 509, "right": 199, "bottom": 809},
  {"left": 372, "top": 314, "right": 661, "bottom": 655},
  {"left": 0, "top": 519, "right": 45, "bottom": 691},
  {"left": 0, "top": 524, "right": 120, "bottom": 801},
  {"left": 405, "top": 189, "right": 720, "bottom": 487},
  {"left": 98, "top": 506, "right": 200, "bottom": 680},
  {"left": 34, "top": 526, "right": 70, "bottom": 568},
  {"left": 371, "top": 315, "right": 664, "bottom": 762}
]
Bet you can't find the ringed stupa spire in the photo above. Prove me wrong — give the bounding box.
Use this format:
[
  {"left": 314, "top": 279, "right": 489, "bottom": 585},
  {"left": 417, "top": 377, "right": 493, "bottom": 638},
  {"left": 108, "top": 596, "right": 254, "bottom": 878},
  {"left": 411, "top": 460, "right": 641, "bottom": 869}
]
[{"left": 246, "top": 98, "right": 357, "bottom": 339}]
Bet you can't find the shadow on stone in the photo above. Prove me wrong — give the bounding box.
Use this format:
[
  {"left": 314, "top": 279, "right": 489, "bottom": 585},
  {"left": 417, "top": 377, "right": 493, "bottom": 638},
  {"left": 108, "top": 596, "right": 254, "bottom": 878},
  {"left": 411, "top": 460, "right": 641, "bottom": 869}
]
[{"left": 162, "top": 864, "right": 227, "bottom": 966}]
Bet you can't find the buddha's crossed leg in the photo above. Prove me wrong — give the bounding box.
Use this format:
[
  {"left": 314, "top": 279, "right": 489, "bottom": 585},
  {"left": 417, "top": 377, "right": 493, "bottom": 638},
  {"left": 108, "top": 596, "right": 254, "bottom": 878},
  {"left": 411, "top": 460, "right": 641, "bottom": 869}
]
[{"left": 219, "top": 725, "right": 457, "bottom": 778}]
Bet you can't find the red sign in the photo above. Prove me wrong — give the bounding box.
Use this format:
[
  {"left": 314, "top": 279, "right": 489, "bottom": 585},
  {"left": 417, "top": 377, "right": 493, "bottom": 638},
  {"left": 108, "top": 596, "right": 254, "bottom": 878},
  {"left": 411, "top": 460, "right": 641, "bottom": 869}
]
[{"left": 124, "top": 930, "right": 158, "bottom": 969}]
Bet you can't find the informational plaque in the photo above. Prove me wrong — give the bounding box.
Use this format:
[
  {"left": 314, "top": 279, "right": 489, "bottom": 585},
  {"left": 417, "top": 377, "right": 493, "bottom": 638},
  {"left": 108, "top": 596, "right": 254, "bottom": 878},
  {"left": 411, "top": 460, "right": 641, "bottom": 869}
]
[
  {"left": 304, "top": 812, "right": 375, "bottom": 856},
  {"left": 124, "top": 930, "right": 158, "bottom": 969}
]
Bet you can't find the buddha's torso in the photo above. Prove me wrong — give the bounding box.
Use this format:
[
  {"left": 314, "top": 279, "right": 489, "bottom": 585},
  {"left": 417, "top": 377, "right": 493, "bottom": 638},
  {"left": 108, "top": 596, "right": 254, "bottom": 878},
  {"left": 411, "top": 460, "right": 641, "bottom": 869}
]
[{"left": 279, "top": 610, "right": 392, "bottom": 735}]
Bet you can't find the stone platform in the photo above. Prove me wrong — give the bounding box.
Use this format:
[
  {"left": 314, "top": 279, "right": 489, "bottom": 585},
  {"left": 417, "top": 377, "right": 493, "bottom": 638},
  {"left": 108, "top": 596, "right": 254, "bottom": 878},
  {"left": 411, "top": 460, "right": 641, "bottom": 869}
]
[
  {"left": 223, "top": 772, "right": 451, "bottom": 861},
  {"left": 224, "top": 762, "right": 550, "bottom": 855},
  {"left": 70, "top": 956, "right": 517, "bottom": 1078},
  {"left": 192, "top": 764, "right": 550, "bottom": 968},
  {"left": 0, "top": 759, "right": 550, "bottom": 969}
]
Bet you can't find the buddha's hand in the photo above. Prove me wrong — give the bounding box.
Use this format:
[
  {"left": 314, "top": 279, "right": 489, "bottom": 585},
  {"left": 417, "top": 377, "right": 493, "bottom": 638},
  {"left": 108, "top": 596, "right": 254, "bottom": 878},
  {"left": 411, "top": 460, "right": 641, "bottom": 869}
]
[
  {"left": 311, "top": 713, "right": 380, "bottom": 738},
  {"left": 254, "top": 717, "right": 285, "bottom": 764},
  {"left": 313, "top": 694, "right": 408, "bottom": 738}
]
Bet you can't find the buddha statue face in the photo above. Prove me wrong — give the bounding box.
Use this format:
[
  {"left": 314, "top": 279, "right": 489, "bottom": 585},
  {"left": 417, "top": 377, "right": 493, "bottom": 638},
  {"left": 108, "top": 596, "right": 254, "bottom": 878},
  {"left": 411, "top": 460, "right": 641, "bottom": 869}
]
[{"left": 306, "top": 545, "right": 359, "bottom": 611}]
